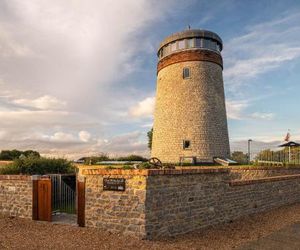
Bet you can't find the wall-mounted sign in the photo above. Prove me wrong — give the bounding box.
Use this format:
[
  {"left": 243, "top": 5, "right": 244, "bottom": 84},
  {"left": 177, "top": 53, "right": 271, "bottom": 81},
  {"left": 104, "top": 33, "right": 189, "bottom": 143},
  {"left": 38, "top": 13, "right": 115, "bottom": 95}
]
[{"left": 103, "top": 178, "right": 126, "bottom": 191}]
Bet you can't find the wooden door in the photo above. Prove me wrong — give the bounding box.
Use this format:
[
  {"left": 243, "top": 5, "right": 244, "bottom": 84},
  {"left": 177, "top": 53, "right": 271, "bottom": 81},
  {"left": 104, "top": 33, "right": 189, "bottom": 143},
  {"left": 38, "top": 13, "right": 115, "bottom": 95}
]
[
  {"left": 37, "top": 179, "right": 52, "bottom": 222},
  {"left": 77, "top": 178, "right": 85, "bottom": 227}
]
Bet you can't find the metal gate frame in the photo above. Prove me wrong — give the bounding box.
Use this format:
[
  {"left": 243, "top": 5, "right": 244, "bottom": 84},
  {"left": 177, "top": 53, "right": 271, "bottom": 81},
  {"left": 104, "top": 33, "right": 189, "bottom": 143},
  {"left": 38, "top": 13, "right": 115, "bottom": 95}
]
[{"left": 50, "top": 174, "right": 76, "bottom": 214}]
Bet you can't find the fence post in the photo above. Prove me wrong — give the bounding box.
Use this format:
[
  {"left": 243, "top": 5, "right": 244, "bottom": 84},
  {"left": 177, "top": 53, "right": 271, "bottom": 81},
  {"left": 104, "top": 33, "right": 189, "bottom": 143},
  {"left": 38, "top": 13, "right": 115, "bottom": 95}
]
[
  {"left": 77, "top": 175, "right": 85, "bottom": 227},
  {"left": 32, "top": 175, "right": 40, "bottom": 220}
]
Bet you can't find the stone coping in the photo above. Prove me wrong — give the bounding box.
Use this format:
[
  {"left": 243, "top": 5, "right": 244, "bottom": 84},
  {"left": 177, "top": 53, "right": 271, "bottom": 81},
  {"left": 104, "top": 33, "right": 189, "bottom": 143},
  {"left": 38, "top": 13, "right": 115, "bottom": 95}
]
[
  {"left": 229, "top": 174, "right": 300, "bottom": 186},
  {"left": 0, "top": 175, "right": 31, "bottom": 181},
  {"left": 230, "top": 166, "right": 300, "bottom": 170},
  {"left": 81, "top": 167, "right": 230, "bottom": 176}
]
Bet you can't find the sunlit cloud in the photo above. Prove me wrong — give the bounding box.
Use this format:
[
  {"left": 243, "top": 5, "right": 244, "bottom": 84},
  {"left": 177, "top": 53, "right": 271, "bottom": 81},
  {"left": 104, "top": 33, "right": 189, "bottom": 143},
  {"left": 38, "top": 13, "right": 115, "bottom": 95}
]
[
  {"left": 128, "top": 96, "right": 155, "bottom": 118},
  {"left": 224, "top": 12, "right": 300, "bottom": 87}
]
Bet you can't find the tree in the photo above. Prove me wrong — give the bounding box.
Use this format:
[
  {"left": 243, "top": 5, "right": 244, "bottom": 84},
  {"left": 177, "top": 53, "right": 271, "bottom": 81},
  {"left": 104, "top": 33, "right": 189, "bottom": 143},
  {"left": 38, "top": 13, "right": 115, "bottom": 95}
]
[
  {"left": 147, "top": 128, "right": 153, "bottom": 150},
  {"left": 24, "top": 150, "right": 40, "bottom": 158},
  {"left": 231, "top": 151, "right": 248, "bottom": 164},
  {"left": 0, "top": 149, "right": 40, "bottom": 160}
]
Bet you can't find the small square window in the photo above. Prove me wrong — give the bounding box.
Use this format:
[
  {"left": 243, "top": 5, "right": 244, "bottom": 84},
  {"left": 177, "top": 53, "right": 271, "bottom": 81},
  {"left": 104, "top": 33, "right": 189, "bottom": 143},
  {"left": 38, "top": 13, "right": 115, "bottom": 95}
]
[
  {"left": 183, "top": 140, "right": 191, "bottom": 149},
  {"left": 183, "top": 67, "right": 190, "bottom": 79}
]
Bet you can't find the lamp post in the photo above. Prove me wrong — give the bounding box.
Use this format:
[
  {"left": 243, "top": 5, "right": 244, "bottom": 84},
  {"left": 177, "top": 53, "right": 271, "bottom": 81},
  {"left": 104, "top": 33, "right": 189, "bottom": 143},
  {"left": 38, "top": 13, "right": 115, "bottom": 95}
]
[{"left": 248, "top": 139, "right": 252, "bottom": 164}]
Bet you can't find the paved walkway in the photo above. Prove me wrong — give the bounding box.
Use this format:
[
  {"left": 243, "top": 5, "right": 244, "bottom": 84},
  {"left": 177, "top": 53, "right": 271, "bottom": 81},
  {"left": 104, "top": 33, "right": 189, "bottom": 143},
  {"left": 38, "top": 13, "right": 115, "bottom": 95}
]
[
  {"left": 52, "top": 213, "right": 77, "bottom": 226},
  {"left": 239, "top": 222, "right": 300, "bottom": 250}
]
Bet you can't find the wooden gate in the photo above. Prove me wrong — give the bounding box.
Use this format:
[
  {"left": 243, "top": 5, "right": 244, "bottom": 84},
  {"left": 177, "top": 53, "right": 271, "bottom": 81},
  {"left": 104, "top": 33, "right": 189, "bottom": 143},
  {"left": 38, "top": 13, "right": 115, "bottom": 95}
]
[
  {"left": 77, "top": 176, "right": 85, "bottom": 227},
  {"left": 32, "top": 177, "right": 52, "bottom": 222}
]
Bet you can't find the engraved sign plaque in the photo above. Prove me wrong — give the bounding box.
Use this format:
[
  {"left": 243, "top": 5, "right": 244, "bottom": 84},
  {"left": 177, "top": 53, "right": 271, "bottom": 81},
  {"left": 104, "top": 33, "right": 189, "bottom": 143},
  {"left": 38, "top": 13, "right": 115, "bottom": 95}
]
[{"left": 103, "top": 178, "right": 125, "bottom": 191}]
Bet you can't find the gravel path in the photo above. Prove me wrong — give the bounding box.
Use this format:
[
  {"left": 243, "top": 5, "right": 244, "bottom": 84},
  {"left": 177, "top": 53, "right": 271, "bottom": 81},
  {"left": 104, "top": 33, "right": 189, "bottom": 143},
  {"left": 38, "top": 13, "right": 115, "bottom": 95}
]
[{"left": 1, "top": 203, "right": 300, "bottom": 250}]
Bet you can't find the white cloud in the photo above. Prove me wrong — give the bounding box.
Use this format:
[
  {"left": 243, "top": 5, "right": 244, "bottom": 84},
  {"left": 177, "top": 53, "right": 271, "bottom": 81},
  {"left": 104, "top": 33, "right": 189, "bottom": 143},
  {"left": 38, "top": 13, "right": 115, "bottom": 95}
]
[
  {"left": 0, "top": 26, "right": 32, "bottom": 57},
  {"left": 13, "top": 95, "right": 66, "bottom": 110},
  {"left": 78, "top": 131, "right": 91, "bottom": 142},
  {"left": 224, "top": 12, "right": 300, "bottom": 87},
  {"left": 0, "top": 0, "right": 176, "bottom": 156},
  {"left": 128, "top": 96, "right": 155, "bottom": 118},
  {"left": 49, "top": 132, "right": 77, "bottom": 142},
  {"left": 226, "top": 100, "right": 249, "bottom": 120},
  {"left": 251, "top": 112, "right": 275, "bottom": 120},
  {"left": 226, "top": 100, "right": 276, "bottom": 121},
  {"left": 98, "top": 131, "right": 148, "bottom": 156},
  {"left": 0, "top": 0, "right": 174, "bottom": 100}
]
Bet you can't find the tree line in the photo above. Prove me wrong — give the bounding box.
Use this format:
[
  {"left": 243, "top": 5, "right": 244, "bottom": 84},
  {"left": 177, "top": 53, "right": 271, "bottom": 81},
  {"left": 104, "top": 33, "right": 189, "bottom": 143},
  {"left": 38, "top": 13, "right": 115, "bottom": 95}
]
[{"left": 0, "top": 149, "right": 40, "bottom": 160}]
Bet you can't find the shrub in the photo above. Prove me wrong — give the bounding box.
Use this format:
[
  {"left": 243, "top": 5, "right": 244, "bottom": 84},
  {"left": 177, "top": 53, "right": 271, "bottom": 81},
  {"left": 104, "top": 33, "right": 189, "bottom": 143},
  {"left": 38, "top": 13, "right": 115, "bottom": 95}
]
[
  {"left": 84, "top": 154, "right": 110, "bottom": 165},
  {"left": 0, "top": 156, "right": 74, "bottom": 175},
  {"left": 136, "top": 162, "right": 153, "bottom": 169},
  {"left": 122, "top": 165, "right": 135, "bottom": 170},
  {"left": 105, "top": 165, "right": 116, "bottom": 169},
  {"left": 116, "top": 155, "right": 148, "bottom": 162}
]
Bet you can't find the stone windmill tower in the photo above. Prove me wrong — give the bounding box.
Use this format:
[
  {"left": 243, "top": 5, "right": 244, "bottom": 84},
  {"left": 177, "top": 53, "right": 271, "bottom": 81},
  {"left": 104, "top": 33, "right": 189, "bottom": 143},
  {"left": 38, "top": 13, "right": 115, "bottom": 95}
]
[{"left": 151, "top": 29, "right": 230, "bottom": 164}]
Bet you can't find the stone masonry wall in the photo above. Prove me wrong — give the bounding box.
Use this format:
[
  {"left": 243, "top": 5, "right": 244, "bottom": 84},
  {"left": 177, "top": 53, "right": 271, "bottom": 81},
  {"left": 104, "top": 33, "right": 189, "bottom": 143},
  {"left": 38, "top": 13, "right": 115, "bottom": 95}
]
[
  {"left": 83, "top": 168, "right": 300, "bottom": 239},
  {"left": 84, "top": 171, "right": 147, "bottom": 237},
  {"left": 145, "top": 172, "right": 300, "bottom": 238},
  {"left": 230, "top": 167, "right": 300, "bottom": 180},
  {"left": 0, "top": 175, "right": 32, "bottom": 219},
  {"left": 152, "top": 58, "right": 230, "bottom": 163}
]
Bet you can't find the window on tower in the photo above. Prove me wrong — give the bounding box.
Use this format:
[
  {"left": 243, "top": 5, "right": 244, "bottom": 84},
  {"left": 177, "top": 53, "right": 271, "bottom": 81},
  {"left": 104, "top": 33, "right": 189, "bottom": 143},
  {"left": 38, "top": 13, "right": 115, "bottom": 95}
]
[
  {"left": 187, "top": 38, "right": 194, "bottom": 48},
  {"left": 183, "top": 67, "right": 190, "bottom": 79},
  {"left": 170, "top": 41, "right": 177, "bottom": 51},
  {"left": 178, "top": 39, "right": 185, "bottom": 49},
  {"left": 195, "top": 38, "right": 201, "bottom": 47},
  {"left": 183, "top": 140, "right": 191, "bottom": 149}
]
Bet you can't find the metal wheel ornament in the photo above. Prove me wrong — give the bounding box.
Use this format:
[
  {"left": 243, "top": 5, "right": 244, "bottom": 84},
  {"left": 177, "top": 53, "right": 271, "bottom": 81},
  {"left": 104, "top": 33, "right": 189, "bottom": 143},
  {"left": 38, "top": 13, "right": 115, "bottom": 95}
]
[{"left": 148, "top": 157, "right": 163, "bottom": 168}]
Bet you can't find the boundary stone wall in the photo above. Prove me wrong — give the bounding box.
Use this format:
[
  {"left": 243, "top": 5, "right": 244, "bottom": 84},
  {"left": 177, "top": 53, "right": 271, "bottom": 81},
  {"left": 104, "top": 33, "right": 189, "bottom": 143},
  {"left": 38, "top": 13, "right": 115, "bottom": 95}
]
[
  {"left": 82, "top": 168, "right": 300, "bottom": 239},
  {"left": 84, "top": 172, "right": 147, "bottom": 237},
  {"left": 0, "top": 175, "right": 32, "bottom": 219},
  {"left": 230, "top": 166, "right": 300, "bottom": 180}
]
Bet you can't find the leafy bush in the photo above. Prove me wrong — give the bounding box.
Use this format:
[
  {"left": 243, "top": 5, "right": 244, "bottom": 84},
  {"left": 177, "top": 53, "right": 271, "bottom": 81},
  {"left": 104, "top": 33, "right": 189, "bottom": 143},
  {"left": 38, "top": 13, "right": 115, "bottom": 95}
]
[
  {"left": 0, "top": 163, "right": 19, "bottom": 174},
  {"left": 83, "top": 154, "right": 110, "bottom": 165},
  {"left": 122, "top": 165, "right": 135, "bottom": 170},
  {"left": 136, "top": 162, "right": 153, "bottom": 169},
  {"left": 231, "top": 151, "right": 248, "bottom": 164},
  {"left": 0, "top": 156, "right": 74, "bottom": 175},
  {"left": 105, "top": 165, "right": 116, "bottom": 169},
  {"left": 82, "top": 154, "right": 148, "bottom": 165},
  {"left": 114, "top": 155, "right": 148, "bottom": 162}
]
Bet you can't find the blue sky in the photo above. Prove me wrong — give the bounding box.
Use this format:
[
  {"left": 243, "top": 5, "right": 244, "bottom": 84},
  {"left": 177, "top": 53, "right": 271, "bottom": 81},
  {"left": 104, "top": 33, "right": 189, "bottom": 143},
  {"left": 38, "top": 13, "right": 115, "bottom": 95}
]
[{"left": 0, "top": 0, "right": 299, "bottom": 158}]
